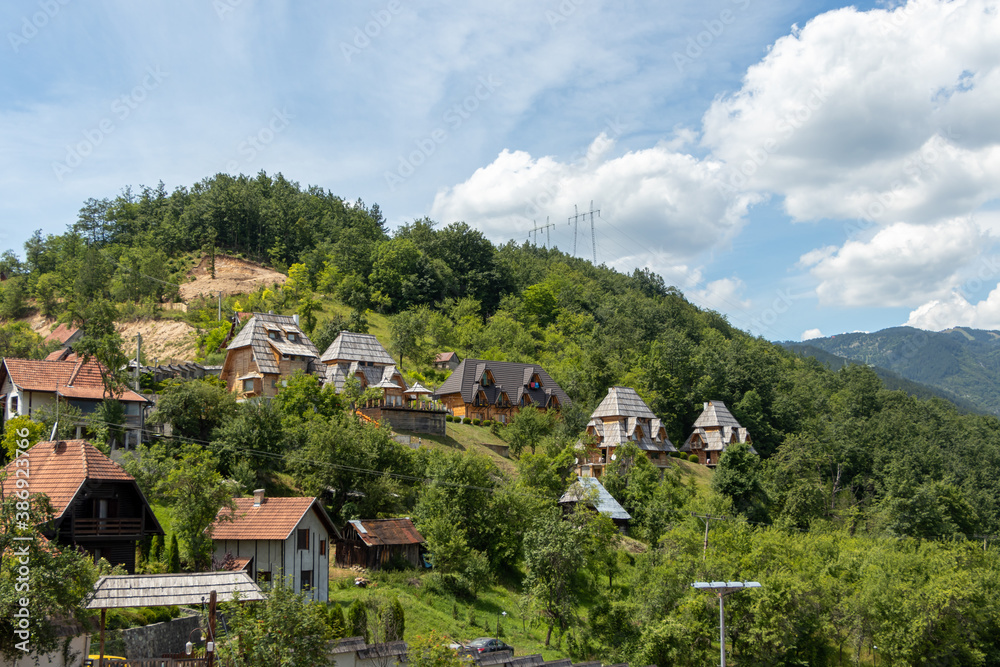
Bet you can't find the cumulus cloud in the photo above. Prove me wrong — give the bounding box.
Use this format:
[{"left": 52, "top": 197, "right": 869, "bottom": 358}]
[
  {"left": 430, "top": 133, "right": 762, "bottom": 270},
  {"left": 692, "top": 277, "right": 751, "bottom": 313},
  {"left": 702, "top": 0, "right": 1000, "bottom": 225},
  {"left": 801, "top": 328, "right": 823, "bottom": 341},
  {"left": 800, "top": 218, "right": 989, "bottom": 307},
  {"left": 905, "top": 288, "right": 1000, "bottom": 331}
]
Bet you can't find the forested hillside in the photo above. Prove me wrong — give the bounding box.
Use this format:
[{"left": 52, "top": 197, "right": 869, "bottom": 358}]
[
  {"left": 794, "top": 326, "right": 1000, "bottom": 415},
  {"left": 5, "top": 172, "right": 1000, "bottom": 665}
]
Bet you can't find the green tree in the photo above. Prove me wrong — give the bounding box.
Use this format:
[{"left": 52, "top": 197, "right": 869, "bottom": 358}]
[
  {"left": 347, "top": 598, "right": 369, "bottom": 642},
  {"left": 505, "top": 405, "right": 555, "bottom": 458},
  {"left": 75, "top": 299, "right": 130, "bottom": 398},
  {"left": 523, "top": 507, "right": 586, "bottom": 646},
  {"left": 1, "top": 416, "right": 44, "bottom": 464},
  {"left": 712, "top": 442, "right": 769, "bottom": 524},
  {"left": 389, "top": 308, "right": 427, "bottom": 370},
  {"left": 211, "top": 398, "right": 286, "bottom": 487},
  {"left": 0, "top": 321, "right": 52, "bottom": 359},
  {"left": 149, "top": 379, "right": 238, "bottom": 443},
  {"left": 408, "top": 631, "right": 464, "bottom": 667},
  {"left": 166, "top": 534, "right": 181, "bottom": 573},
  {"left": 155, "top": 446, "right": 237, "bottom": 569},
  {"left": 0, "top": 275, "right": 28, "bottom": 320},
  {"left": 216, "top": 577, "right": 333, "bottom": 667},
  {"left": 327, "top": 604, "right": 347, "bottom": 639}
]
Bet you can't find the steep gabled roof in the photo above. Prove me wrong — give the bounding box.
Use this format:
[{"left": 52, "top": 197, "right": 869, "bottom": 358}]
[
  {"left": 693, "top": 400, "right": 743, "bottom": 429},
  {"left": 434, "top": 351, "right": 458, "bottom": 363},
  {"left": 433, "top": 358, "right": 571, "bottom": 408},
  {"left": 321, "top": 332, "right": 395, "bottom": 365},
  {"left": 226, "top": 313, "right": 318, "bottom": 375},
  {"left": 347, "top": 518, "right": 425, "bottom": 546},
  {"left": 1, "top": 358, "right": 146, "bottom": 403},
  {"left": 559, "top": 476, "right": 631, "bottom": 521},
  {"left": 43, "top": 323, "right": 80, "bottom": 346},
  {"left": 0, "top": 441, "right": 156, "bottom": 527},
  {"left": 591, "top": 386, "right": 656, "bottom": 419},
  {"left": 210, "top": 496, "right": 339, "bottom": 541}
]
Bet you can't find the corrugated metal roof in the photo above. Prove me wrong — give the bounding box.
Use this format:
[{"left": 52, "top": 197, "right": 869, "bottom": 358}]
[
  {"left": 559, "top": 476, "right": 631, "bottom": 521},
  {"left": 85, "top": 572, "right": 265, "bottom": 609},
  {"left": 210, "top": 496, "right": 339, "bottom": 541},
  {"left": 347, "top": 518, "right": 425, "bottom": 546},
  {"left": 591, "top": 386, "right": 656, "bottom": 419},
  {"left": 321, "top": 331, "right": 395, "bottom": 365}
]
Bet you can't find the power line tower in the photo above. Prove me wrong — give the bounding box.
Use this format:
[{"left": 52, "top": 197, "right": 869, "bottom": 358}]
[
  {"left": 528, "top": 218, "right": 556, "bottom": 247},
  {"left": 568, "top": 202, "right": 600, "bottom": 262}
]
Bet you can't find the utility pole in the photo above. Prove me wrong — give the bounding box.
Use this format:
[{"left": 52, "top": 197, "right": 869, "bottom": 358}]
[
  {"left": 589, "top": 200, "right": 597, "bottom": 264},
  {"left": 691, "top": 512, "right": 729, "bottom": 560},
  {"left": 218, "top": 291, "right": 222, "bottom": 321},
  {"left": 134, "top": 333, "right": 142, "bottom": 391}
]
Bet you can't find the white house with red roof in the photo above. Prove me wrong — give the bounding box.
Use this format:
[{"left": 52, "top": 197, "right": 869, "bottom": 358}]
[
  {"left": 0, "top": 358, "right": 148, "bottom": 446},
  {"left": 208, "top": 489, "right": 340, "bottom": 601}
]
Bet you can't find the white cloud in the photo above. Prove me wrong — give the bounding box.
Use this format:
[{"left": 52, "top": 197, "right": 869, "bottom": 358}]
[
  {"left": 701, "top": 0, "right": 1000, "bottom": 225},
  {"left": 430, "top": 134, "right": 762, "bottom": 263},
  {"left": 692, "top": 277, "right": 751, "bottom": 313},
  {"left": 906, "top": 286, "right": 1000, "bottom": 331},
  {"left": 801, "top": 328, "right": 823, "bottom": 341},
  {"left": 800, "top": 218, "right": 989, "bottom": 307}
]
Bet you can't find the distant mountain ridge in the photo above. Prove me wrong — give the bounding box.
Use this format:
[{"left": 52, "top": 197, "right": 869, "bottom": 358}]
[{"left": 783, "top": 326, "right": 1000, "bottom": 415}]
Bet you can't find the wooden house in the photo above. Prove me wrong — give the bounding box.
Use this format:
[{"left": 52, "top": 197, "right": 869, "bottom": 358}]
[
  {"left": 559, "top": 476, "right": 631, "bottom": 533},
  {"left": 209, "top": 489, "right": 339, "bottom": 602},
  {"left": 0, "top": 358, "right": 149, "bottom": 447},
  {"left": 577, "top": 386, "right": 677, "bottom": 478},
  {"left": 320, "top": 332, "right": 408, "bottom": 406},
  {"left": 219, "top": 312, "right": 320, "bottom": 399},
  {"left": 0, "top": 439, "right": 163, "bottom": 572},
  {"left": 433, "top": 358, "right": 570, "bottom": 423},
  {"left": 334, "top": 518, "right": 425, "bottom": 570},
  {"left": 680, "top": 400, "right": 754, "bottom": 466},
  {"left": 433, "top": 351, "right": 460, "bottom": 371}
]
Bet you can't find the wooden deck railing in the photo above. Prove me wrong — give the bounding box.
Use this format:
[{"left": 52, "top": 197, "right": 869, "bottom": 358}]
[{"left": 74, "top": 517, "right": 143, "bottom": 536}]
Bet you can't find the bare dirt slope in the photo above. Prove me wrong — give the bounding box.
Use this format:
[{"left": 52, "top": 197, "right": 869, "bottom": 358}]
[
  {"left": 179, "top": 254, "right": 287, "bottom": 300},
  {"left": 30, "top": 315, "right": 199, "bottom": 364}
]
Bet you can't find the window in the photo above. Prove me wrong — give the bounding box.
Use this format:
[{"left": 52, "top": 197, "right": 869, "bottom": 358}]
[
  {"left": 300, "top": 570, "right": 313, "bottom": 591},
  {"left": 242, "top": 378, "right": 255, "bottom": 392},
  {"left": 9, "top": 396, "right": 18, "bottom": 414},
  {"left": 268, "top": 330, "right": 281, "bottom": 341},
  {"left": 297, "top": 528, "right": 310, "bottom": 550},
  {"left": 288, "top": 332, "right": 299, "bottom": 342},
  {"left": 481, "top": 372, "right": 490, "bottom": 386},
  {"left": 319, "top": 539, "right": 327, "bottom": 556},
  {"left": 271, "top": 379, "right": 277, "bottom": 388}
]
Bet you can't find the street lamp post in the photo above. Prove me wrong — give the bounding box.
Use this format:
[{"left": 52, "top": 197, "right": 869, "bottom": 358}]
[
  {"left": 496, "top": 610, "right": 507, "bottom": 643},
  {"left": 691, "top": 581, "right": 762, "bottom": 667}
]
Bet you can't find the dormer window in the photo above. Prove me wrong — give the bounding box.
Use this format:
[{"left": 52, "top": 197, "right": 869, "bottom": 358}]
[
  {"left": 287, "top": 332, "right": 299, "bottom": 342},
  {"left": 268, "top": 330, "right": 281, "bottom": 341},
  {"left": 528, "top": 373, "right": 542, "bottom": 390}
]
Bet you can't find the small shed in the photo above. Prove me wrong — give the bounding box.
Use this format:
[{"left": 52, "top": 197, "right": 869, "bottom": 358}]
[
  {"left": 559, "top": 476, "right": 631, "bottom": 533},
  {"left": 335, "top": 518, "right": 425, "bottom": 570},
  {"left": 433, "top": 351, "right": 461, "bottom": 371}
]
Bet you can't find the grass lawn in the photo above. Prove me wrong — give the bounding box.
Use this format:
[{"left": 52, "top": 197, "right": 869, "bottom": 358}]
[
  {"left": 394, "top": 421, "right": 515, "bottom": 476},
  {"left": 327, "top": 568, "right": 583, "bottom": 661}
]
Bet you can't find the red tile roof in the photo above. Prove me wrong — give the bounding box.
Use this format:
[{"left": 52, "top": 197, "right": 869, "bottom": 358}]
[
  {"left": 210, "top": 496, "right": 338, "bottom": 541},
  {"left": 434, "top": 351, "right": 458, "bottom": 363},
  {"left": 44, "top": 349, "right": 79, "bottom": 362},
  {"left": 348, "top": 518, "right": 425, "bottom": 546},
  {"left": 43, "top": 323, "right": 80, "bottom": 345},
  {"left": 0, "top": 440, "right": 135, "bottom": 520},
  {"left": 1, "top": 358, "right": 147, "bottom": 403}
]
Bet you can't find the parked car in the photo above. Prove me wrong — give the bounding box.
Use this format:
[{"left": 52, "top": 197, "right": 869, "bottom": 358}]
[{"left": 465, "top": 637, "right": 514, "bottom": 655}]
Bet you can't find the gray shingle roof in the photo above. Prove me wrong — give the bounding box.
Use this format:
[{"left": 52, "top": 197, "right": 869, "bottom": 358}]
[
  {"left": 226, "top": 313, "right": 318, "bottom": 375},
  {"left": 85, "top": 572, "right": 265, "bottom": 609},
  {"left": 321, "top": 332, "right": 395, "bottom": 365},
  {"left": 591, "top": 386, "right": 656, "bottom": 419},
  {"left": 324, "top": 362, "right": 406, "bottom": 393},
  {"left": 693, "top": 400, "right": 742, "bottom": 428},
  {"left": 433, "top": 358, "right": 571, "bottom": 409},
  {"left": 559, "top": 476, "right": 631, "bottom": 521}
]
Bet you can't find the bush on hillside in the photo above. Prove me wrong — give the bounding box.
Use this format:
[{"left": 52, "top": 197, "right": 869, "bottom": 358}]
[{"left": 688, "top": 454, "right": 699, "bottom": 463}]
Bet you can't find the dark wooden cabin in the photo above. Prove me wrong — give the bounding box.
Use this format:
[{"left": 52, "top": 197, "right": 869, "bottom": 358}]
[
  {"left": 335, "top": 518, "right": 425, "bottom": 570},
  {"left": 1, "top": 439, "right": 163, "bottom": 572}
]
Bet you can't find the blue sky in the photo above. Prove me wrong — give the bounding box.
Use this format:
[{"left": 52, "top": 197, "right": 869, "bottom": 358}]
[{"left": 2, "top": 0, "right": 999, "bottom": 341}]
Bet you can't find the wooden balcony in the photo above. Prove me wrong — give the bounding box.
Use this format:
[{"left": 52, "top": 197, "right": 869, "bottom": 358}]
[{"left": 74, "top": 517, "right": 143, "bottom": 536}]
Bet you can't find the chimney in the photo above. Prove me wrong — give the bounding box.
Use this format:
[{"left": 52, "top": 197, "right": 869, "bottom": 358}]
[
  {"left": 293, "top": 313, "right": 299, "bottom": 326},
  {"left": 253, "top": 489, "right": 265, "bottom": 507},
  {"left": 704, "top": 401, "right": 709, "bottom": 410}
]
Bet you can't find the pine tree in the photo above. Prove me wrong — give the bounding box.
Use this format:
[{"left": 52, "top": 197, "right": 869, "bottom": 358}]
[{"left": 166, "top": 534, "right": 181, "bottom": 572}]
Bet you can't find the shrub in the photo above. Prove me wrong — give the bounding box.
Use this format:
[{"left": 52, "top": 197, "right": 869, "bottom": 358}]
[
  {"left": 688, "top": 454, "right": 699, "bottom": 463},
  {"left": 445, "top": 415, "right": 454, "bottom": 422},
  {"left": 483, "top": 419, "right": 492, "bottom": 427},
  {"left": 472, "top": 419, "right": 482, "bottom": 426}
]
